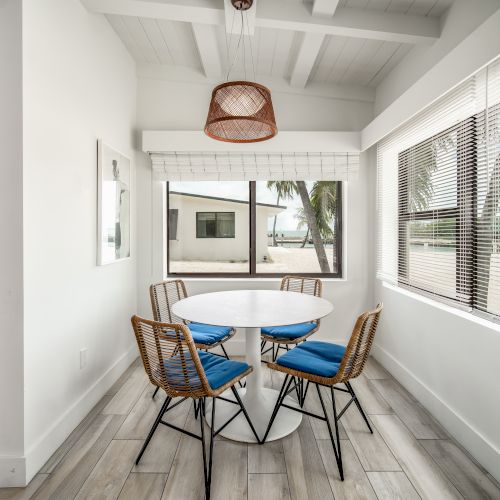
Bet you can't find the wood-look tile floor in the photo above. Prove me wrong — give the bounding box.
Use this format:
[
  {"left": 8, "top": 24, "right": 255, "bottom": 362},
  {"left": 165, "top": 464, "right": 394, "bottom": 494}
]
[{"left": 2, "top": 356, "right": 499, "bottom": 500}]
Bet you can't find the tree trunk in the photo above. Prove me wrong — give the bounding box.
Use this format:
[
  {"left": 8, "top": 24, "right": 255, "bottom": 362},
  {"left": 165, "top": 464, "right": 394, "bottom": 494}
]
[
  {"left": 272, "top": 193, "right": 281, "bottom": 247},
  {"left": 296, "top": 181, "right": 330, "bottom": 273},
  {"left": 300, "top": 227, "right": 310, "bottom": 248},
  {"left": 476, "top": 153, "right": 500, "bottom": 311}
]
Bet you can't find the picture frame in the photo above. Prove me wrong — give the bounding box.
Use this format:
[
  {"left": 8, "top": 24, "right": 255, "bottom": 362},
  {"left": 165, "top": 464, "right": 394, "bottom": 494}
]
[{"left": 97, "top": 140, "right": 131, "bottom": 265}]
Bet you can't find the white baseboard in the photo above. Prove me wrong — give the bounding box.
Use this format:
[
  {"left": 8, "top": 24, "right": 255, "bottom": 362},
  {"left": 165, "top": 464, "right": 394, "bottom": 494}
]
[
  {"left": 372, "top": 343, "right": 500, "bottom": 483},
  {"left": 15, "top": 347, "right": 139, "bottom": 487}
]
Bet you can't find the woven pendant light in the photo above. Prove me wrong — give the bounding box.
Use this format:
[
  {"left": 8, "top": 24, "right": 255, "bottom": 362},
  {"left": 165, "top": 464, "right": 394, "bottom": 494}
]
[
  {"left": 204, "top": 1, "right": 277, "bottom": 143},
  {"left": 205, "top": 81, "right": 277, "bottom": 143}
]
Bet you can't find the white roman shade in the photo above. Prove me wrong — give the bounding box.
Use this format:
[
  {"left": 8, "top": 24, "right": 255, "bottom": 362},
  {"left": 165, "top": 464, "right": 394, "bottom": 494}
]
[{"left": 149, "top": 151, "right": 359, "bottom": 181}]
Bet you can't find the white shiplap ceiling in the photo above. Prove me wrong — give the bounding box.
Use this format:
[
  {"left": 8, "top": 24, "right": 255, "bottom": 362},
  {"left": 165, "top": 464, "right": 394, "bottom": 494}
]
[{"left": 82, "top": 0, "right": 454, "bottom": 98}]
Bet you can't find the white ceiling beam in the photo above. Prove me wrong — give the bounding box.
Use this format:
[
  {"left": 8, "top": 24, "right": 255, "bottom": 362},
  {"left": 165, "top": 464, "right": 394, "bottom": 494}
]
[
  {"left": 81, "top": 0, "right": 439, "bottom": 45},
  {"left": 257, "top": 3, "right": 440, "bottom": 45},
  {"left": 290, "top": 32, "right": 325, "bottom": 88},
  {"left": 192, "top": 24, "right": 222, "bottom": 79},
  {"left": 81, "top": 0, "right": 224, "bottom": 25},
  {"left": 312, "top": 0, "right": 340, "bottom": 17},
  {"left": 224, "top": 0, "right": 257, "bottom": 36},
  {"left": 143, "top": 131, "right": 361, "bottom": 153}
]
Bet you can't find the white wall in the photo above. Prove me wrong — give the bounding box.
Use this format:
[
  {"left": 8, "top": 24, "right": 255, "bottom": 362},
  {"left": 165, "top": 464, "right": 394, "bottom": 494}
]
[
  {"left": 373, "top": 282, "right": 500, "bottom": 482},
  {"left": 21, "top": 0, "right": 137, "bottom": 484},
  {"left": 374, "top": 0, "right": 500, "bottom": 115},
  {"left": 0, "top": 0, "right": 26, "bottom": 487}
]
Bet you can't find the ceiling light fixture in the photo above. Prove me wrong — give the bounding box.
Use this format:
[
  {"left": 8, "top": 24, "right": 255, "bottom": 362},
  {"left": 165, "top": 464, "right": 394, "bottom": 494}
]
[{"left": 204, "top": 0, "right": 277, "bottom": 143}]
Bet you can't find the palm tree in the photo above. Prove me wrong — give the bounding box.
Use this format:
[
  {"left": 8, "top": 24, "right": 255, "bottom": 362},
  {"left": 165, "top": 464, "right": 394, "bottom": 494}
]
[
  {"left": 310, "top": 181, "right": 337, "bottom": 239},
  {"left": 404, "top": 133, "right": 500, "bottom": 311},
  {"left": 296, "top": 181, "right": 331, "bottom": 273},
  {"left": 267, "top": 180, "right": 338, "bottom": 273},
  {"left": 267, "top": 181, "right": 297, "bottom": 246},
  {"left": 294, "top": 208, "right": 310, "bottom": 248}
]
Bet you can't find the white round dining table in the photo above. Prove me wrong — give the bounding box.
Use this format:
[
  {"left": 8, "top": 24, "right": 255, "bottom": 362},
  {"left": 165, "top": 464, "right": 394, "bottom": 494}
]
[{"left": 171, "top": 289, "right": 333, "bottom": 443}]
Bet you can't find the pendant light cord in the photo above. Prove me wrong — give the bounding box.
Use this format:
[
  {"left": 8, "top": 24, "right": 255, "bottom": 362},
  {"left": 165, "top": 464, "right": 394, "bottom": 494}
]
[
  {"left": 226, "top": 12, "right": 244, "bottom": 81},
  {"left": 225, "top": 9, "right": 236, "bottom": 81},
  {"left": 245, "top": 10, "right": 256, "bottom": 81},
  {"left": 242, "top": 10, "right": 247, "bottom": 81},
  {"left": 225, "top": 5, "right": 256, "bottom": 82}
]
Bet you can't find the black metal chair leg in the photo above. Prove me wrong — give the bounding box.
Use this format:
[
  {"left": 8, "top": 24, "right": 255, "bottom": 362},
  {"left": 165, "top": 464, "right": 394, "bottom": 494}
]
[
  {"left": 194, "top": 399, "right": 200, "bottom": 420},
  {"left": 136, "top": 396, "right": 171, "bottom": 464},
  {"left": 230, "top": 385, "right": 260, "bottom": 443},
  {"left": 206, "top": 398, "right": 216, "bottom": 500},
  {"left": 262, "top": 375, "right": 293, "bottom": 443},
  {"left": 199, "top": 398, "right": 209, "bottom": 498},
  {"left": 220, "top": 343, "right": 230, "bottom": 360},
  {"left": 294, "top": 377, "right": 302, "bottom": 404},
  {"left": 152, "top": 386, "right": 160, "bottom": 399},
  {"left": 316, "top": 384, "right": 343, "bottom": 479},
  {"left": 301, "top": 380, "right": 310, "bottom": 408},
  {"left": 346, "top": 381, "right": 373, "bottom": 434},
  {"left": 220, "top": 343, "right": 246, "bottom": 388},
  {"left": 330, "top": 386, "right": 344, "bottom": 480}
]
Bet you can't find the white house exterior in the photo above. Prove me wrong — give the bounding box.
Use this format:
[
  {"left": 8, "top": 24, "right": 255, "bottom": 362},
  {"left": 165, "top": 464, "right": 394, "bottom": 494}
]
[{"left": 168, "top": 192, "right": 284, "bottom": 263}]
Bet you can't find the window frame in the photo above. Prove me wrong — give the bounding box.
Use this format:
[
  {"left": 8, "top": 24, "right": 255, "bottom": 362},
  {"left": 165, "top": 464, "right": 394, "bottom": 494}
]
[
  {"left": 195, "top": 211, "right": 236, "bottom": 239},
  {"left": 166, "top": 181, "right": 343, "bottom": 278},
  {"left": 397, "top": 117, "right": 476, "bottom": 307}
]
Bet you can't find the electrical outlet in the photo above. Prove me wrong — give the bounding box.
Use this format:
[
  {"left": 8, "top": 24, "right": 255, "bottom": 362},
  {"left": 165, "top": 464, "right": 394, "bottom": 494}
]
[{"left": 80, "top": 348, "right": 88, "bottom": 369}]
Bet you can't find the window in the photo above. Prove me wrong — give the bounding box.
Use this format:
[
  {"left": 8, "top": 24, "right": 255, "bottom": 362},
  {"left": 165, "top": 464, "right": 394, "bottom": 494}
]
[
  {"left": 196, "top": 212, "right": 235, "bottom": 238},
  {"left": 166, "top": 181, "right": 342, "bottom": 277},
  {"left": 398, "top": 121, "right": 474, "bottom": 305},
  {"left": 397, "top": 106, "right": 500, "bottom": 317},
  {"left": 378, "top": 58, "right": 500, "bottom": 320}
]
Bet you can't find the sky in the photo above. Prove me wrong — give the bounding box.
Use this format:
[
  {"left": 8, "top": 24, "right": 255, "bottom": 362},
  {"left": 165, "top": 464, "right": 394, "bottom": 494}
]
[{"left": 169, "top": 181, "right": 311, "bottom": 231}]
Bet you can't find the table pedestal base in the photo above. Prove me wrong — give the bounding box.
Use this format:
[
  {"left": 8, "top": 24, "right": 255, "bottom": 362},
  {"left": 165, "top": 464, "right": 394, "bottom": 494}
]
[{"left": 206, "top": 387, "right": 302, "bottom": 443}]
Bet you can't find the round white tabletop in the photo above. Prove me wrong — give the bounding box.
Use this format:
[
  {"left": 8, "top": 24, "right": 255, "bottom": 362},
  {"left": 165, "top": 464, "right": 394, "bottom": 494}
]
[{"left": 172, "top": 289, "right": 333, "bottom": 443}]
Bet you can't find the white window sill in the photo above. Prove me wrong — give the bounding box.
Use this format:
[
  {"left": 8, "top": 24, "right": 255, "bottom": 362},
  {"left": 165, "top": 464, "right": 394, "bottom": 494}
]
[
  {"left": 166, "top": 275, "right": 347, "bottom": 283},
  {"left": 381, "top": 280, "right": 500, "bottom": 334}
]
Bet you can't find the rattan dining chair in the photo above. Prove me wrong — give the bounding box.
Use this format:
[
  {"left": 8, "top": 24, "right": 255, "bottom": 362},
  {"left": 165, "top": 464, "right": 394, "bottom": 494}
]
[
  {"left": 131, "top": 315, "right": 259, "bottom": 500},
  {"left": 260, "top": 276, "right": 322, "bottom": 363},
  {"left": 262, "top": 303, "right": 383, "bottom": 481},
  {"left": 150, "top": 280, "right": 239, "bottom": 398}
]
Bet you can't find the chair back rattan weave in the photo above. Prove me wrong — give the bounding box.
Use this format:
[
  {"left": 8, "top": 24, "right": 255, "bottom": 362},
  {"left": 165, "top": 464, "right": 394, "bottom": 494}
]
[
  {"left": 280, "top": 275, "right": 322, "bottom": 297},
  {"left": 281, "top": 276, "right": 322, "bottom": 325},
  {"left": 336, "top": 303, "right": 383, "bottom": 382},
  {"left": 150, "top": 280, "right": 188, "bottom": 324},
  {"left": 131, "top": 315, "right": 210, "bottom": 398}
]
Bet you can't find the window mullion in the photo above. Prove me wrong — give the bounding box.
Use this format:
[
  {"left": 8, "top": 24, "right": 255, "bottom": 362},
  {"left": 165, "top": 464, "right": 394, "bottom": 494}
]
[{"left": 250, "top": 181, "right": 256, "bottom": 276}]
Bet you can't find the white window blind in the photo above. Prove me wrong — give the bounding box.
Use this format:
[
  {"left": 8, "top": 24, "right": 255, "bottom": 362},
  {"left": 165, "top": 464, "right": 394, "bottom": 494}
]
[
  {"left": 149, "top": 152, "right": 359, "bottom": 181},
  {"left": 377, "top": 57, "right": 500, "bottom": 315},
  {"left": 476, "top": 60, "right": 500, "bottom": 315}
]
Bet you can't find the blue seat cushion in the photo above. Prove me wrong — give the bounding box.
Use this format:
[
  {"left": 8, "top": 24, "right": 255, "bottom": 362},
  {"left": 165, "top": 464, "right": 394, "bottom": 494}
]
[
  {"left": 163, "top": 351, "right": 248, "bottom": 390},
  {"left": 188, "top": 322, "right": 232, "bottom": 345},
  {"left": 261, "top": 322, "right": 317, "bottom": 339},
  {"left": 276, "top": 341, "right": 347, "bottom": 378},
  {"left": 198, "top": 351, "right": 248, "bottom": 389}
]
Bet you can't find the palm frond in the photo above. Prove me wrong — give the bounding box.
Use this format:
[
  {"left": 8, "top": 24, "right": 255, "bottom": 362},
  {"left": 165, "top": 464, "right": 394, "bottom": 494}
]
[{"left": 310, "top": 181, "right": 337, "bottom": 238}]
